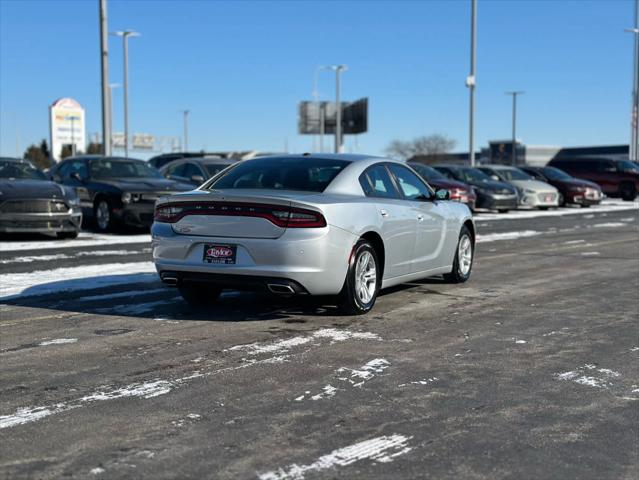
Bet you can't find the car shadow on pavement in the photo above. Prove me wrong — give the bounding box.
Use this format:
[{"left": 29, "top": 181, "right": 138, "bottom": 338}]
[{"left": 0, "top": 274, "right": 351, "bottom": 322}]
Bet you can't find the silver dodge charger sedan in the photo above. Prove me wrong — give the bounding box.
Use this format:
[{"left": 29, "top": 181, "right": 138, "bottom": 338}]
[{"left": 152, "top": 154, "right": 475, "bottom": 314}]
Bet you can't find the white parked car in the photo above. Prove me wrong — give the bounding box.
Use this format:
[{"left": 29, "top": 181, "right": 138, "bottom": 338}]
[
  {"left": 478, "top": 165, "right": 560, "bottom": 209},
  {"left": 152, "top": 154, "right": 475, "bottom": 314}
]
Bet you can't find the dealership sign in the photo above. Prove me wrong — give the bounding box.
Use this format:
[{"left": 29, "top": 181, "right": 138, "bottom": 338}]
[{"left": 49, "top": 97, "right": 86, "bottom": 161}]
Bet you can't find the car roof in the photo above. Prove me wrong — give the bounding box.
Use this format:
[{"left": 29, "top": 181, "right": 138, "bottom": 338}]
[
  {"left": 479, "top": 164, "right": 520, "bottom": 170},
  {"left": 67, "top": 155, "right": 146, "bottom": 163}
]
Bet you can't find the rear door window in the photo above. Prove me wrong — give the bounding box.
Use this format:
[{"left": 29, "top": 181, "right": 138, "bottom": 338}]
[{"left": 360, "top": 165, "right": 400, "bottom": 199}]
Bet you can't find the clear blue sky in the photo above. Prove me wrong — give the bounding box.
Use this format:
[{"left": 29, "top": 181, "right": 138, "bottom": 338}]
[{"left": 0, "top": 0, "right": 634, "bottom": 158}]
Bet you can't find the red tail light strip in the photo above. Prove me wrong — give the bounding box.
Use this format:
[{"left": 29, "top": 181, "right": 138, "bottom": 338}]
[{"left": 154, "top": 201, "right": 326, "bottom": 228}]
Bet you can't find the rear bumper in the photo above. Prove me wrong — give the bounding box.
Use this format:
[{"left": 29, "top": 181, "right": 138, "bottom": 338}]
[
  {"left": 151, "top": 222, "right": 357, "bottom": 295},
  {"left": 0, "top": 211, "right": 82, "bottom": 234}
]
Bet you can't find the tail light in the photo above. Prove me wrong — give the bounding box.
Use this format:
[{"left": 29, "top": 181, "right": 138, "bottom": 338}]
[{"left": 154, "top": 202, "right": 326, "bottom": 228}]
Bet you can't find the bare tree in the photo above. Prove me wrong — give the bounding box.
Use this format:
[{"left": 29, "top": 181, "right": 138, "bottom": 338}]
[{"left": 385, "top": 134, "right": 457, "bottom": 161}]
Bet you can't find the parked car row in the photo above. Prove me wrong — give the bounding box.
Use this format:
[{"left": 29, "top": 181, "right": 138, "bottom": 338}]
[{"left": 2, "top": 152, "right": 635, "bottom": 238}]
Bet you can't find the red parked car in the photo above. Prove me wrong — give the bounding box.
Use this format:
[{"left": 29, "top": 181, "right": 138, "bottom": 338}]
[
  {"left": 519, "top": 166, "right": 603, "bottom": 207},
  {"left": 548, "top": 158, "right": 639, "bottom": 201},
  {"left": 408, "top": 162, "right": 477, "bottom": 210}
]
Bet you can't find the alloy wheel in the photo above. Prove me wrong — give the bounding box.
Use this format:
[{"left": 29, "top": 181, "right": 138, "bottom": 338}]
[{"left": 354, "top": 250, "right": 377, "bottom": 304}]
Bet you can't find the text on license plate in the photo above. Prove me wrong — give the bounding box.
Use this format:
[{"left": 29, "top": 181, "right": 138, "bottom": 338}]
[{"left": 203, "top": 244, "right": 236, "bottom": 264}]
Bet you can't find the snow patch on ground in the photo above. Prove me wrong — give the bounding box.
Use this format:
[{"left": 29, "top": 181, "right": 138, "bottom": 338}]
[
  {"left": 0, "top": 262, "right": 158, "bottom": 300},
  {"left": 475, "top": 199, "right": 639, "bottom": 221},
  {"left": 38, "top": 338, "right": 77, "bottom": 346},
  {"left": 226, "top": 329, "right": 382, "bottom": 356},
  {"left": 0, "top": 233, "right": 151, "bottom": 253},
  {"left": 257, "top": 434, "right": 413, "bottom": 480},
  {"left": 399, "top": 377, "right": 439, "bottom": 387},
  {"left": 563, "top": 239, "right": 585, "bottom": 245},
  {"left": 0, "top": 249, "right": 147, "bottom": 265},
  {"left": 593, "top": 222, "right": 626, "bottom": 228},
  {"left": 555, "top": 364, "right": 621, "bottom": 389},
  {"left": 581, "top": 252, "right": 600, "bottom": 256},
  {"left": 476, "top": 230, "right": 541, "bottom": 243},
  {"left": 337, "top": 359, "right": 391, "bottom": 387}
]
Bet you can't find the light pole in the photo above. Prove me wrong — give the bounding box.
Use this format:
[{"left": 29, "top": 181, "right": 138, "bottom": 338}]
[
  {"left": 70, "top": 116, "right": 76, "bottom": 156},
  {"left": 111, "top": 30, "right": 140, "bottom": 158},
  {"left": 467, "top": 0, "right": 477, "bottom": 166},
  {"left": 108, "top": 83, "right": 120, "bottom": 152},
  {"left": 99, "top": 0, "right": 111, "bottom": 156},
  {"left": 329, "top": 65, "right": 347, "bottom": 153},
  {"left": 505, "top": 91, "right": 524, "bottom": 165},
  {"left": 182, "top": 110, "right": 190, "bottom": 151},
  {"left": 625, "top": 4, "right": 639, "bottom": 161},
  {"left": 313, "top": 66, "right": 332, "bottom": 152}
]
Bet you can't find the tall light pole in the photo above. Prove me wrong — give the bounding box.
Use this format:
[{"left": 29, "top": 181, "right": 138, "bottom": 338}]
[
  {"left": 108, "top": 83, "right": 120, "bottom": 152},
  {"left": 182, "top": 110, "right": 190, "bottom": 151},
  {"left": 99, "top": 0, "right": 111, "bottom": 156},
  {"left": 111, "top": 30, "right": 140, "bottom": 158},
  {"left": 625, "top": 3, "right": 639, "bottom": 161},
  {"left": 467, "top": 0, "right": 477, "bottom": 166},
  {"left": 505, "top": 91, "right": 524, "bottom": 165},
  {"left": 331, "top": 65, "right": 347, "bottom": 153},
  {"left": 313, "top": 66, "right": 330, "bottom": 153}
]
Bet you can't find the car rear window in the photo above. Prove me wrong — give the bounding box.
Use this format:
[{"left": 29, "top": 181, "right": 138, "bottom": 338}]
[{"left": 209, "top": 157, "right": 350, "bottom": 192}]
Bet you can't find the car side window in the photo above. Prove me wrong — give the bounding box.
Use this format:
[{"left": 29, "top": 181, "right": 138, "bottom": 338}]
[
  {"left": 166, "top": 163, "right": 185, "bottom": 177},
  {"left": 596, "top": 160, "right": 616, "bottom": 172},
  {"left": 58, "top": 160, "right": 87, "bottom": 181},
  {"left": 387, "top": 164, "right": 432, "bottom": 200},
  {"left": 360, "top": 165, "right": 399, "bottom": 199},
  {"left": 182, "top": 163, "right": 203, "bottom": 179}
]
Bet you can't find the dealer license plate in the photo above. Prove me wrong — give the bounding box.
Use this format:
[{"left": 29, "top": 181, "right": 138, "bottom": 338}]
[{"left": 203, "top": 244, "right": 236, "bottom": 264}]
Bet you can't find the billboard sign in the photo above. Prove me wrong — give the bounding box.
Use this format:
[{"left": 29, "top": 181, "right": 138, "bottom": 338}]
[
  {"left": 49, "top": 97, "right": 86, "bottom": 161},
  {"left": 298, "top": 98, "right": 368, "bottom": 135}
]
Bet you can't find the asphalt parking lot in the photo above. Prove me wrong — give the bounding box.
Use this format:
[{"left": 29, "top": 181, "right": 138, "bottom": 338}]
[{"left": 1, "top": 201, "right": 638, "bottom": 479}]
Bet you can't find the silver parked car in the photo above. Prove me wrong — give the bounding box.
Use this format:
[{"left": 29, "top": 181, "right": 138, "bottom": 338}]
[
  {"left": 477, "top": 165, "right": 560, "bottom": 209},
  {"left": 152, "top": 154, "right": 475, "bottom": 314}
]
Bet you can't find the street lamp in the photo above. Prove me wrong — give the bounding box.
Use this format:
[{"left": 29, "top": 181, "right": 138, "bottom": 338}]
[
  {"left": 111, "top": 30, "right": 140, "bottom": 158},
  {"left": 108, "top": 83, "right": 121, "bottom": 152},
  {"left": 182, "top": 110, "right": 190, "bottom": 151},
  {"left": 625, "top": 20, "right": 639, "bottom": 161},
  {"left": 505, "top": 91, "right": 524, "bottom": 165},
  {"left": 319, "top": 65, "right": 347, "bottom": 153},
  {"left": 313, "top": 66, "right": 332, "bottom": 153},
  {"left": 467, "top": 0, "right": 477, "bottom": 166}
]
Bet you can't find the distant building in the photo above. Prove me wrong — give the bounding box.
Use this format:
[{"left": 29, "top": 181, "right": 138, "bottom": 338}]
[{"left": 409, "top": 141, "right": 629, "bottom": 167}]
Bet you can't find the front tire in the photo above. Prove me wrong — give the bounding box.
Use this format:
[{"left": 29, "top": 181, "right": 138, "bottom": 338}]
[
  {"left": 497, "top": 209, "right": 509, "bottom": 213},
  {"left": 178, "top": 283, "right": 222, "bottom": 306},
  {"left": 94, "top": 199, "right": 114, "bottom": 232},
  {"left": 443, "top": 226, "right": 474, "bottom": 284},
  {"left": 338, "top": 240, "right": 380, "bottom": 315},
  {"left": 619, "top": 182, "right": 637, "bottom": 201}
]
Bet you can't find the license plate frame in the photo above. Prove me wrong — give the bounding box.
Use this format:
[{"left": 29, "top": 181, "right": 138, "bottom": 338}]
[{"left": 203, "top": 244, "right": 237, "bottom": 264}]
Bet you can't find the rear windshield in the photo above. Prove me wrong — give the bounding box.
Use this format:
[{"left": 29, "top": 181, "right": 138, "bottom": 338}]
[{"left": 209, "top": 157, "right": 350, "bottom": 192}]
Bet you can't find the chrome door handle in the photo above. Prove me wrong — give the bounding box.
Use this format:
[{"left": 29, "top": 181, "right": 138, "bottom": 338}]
[{"left": 380, "top": 209, "right": 389, "bottom": 217}]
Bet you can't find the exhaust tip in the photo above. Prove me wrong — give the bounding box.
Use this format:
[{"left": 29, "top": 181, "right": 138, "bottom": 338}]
[
  {"left": 267, "top": 283, "right": 295, "bottom": 295},
  {"left": 162, "top": 276, "right": 178, "bottom": 286}
]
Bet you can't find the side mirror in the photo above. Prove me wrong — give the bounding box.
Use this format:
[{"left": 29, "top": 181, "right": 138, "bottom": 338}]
[
  {"left": 71, "top": 172, "right": 84, "bottom": 182},
  {"left": 52, "top": 174, "right": 62, "bottom": 183},
  {"left": 490, "top": 174, "right": 500, "bottom": 182},
  {"left": 435, "top": 189, "right": 450, "bottom": 201},
  {"left": 191, "top": 175, "right": 205, "bottom": 183}
]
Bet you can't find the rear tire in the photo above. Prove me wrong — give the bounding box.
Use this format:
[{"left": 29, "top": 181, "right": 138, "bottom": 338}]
[
  {"left": 558, "top": 193, "right": 565, "bottom": 207},
  {"left": 619, "top": 182, "right": 637, "bottom": 201},
  {"left": 338, "top": 240, "right": 380, "bottom": 315},
  {"left": 178, "top": 283, "right": 222, "bottom": 306},
  {"left": 443, "top": 226, "right": 474, "bottom": 284},
  {"left": 497, "top": 209, "right": 509, "bottom": 213}
]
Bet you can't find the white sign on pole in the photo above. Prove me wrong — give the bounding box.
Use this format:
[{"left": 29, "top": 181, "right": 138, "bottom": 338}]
[{"left": 49, "top": 98, "right": 86, "bottom": 161}]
